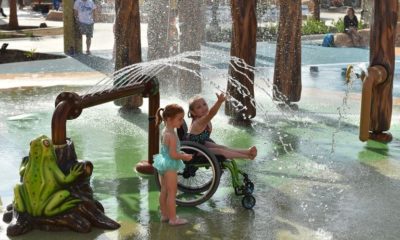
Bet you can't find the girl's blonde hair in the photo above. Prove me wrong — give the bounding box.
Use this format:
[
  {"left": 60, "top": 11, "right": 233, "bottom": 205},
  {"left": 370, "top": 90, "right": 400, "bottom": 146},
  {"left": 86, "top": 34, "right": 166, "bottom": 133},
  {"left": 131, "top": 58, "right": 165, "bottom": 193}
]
[
  {"left": 155, "top": 104, "right": 184, "bottom": 127},
  {"left": 187, "top": 95, "right": 204, "bottom": 118}
]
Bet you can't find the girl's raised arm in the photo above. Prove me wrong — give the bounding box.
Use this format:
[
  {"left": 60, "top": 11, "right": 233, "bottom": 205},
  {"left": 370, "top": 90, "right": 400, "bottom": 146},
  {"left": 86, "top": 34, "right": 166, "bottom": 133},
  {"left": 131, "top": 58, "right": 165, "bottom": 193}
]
[{"left": 196, "top": 92, "right": 226, "bottom": 127}]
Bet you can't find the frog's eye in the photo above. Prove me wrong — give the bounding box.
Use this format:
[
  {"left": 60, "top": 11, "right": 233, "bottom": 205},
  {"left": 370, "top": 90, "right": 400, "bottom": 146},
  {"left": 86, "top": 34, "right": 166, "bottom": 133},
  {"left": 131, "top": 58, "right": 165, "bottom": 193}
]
[{"left": 42, "top": 139, "right": 50, "bottom": 147}]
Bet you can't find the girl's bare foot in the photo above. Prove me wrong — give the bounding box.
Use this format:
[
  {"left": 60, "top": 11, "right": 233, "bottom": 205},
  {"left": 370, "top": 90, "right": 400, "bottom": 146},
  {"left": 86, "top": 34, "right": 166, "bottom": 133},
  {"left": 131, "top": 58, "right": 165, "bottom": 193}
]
[
  {"left": 248, "top": 146, "right": 257, "bottom": 160},
  {"left": 160, "top": 215, "right": 168, "bottom": 222},
  {"left": 169, "top": 217, "right": 188, "bottom": 226}
]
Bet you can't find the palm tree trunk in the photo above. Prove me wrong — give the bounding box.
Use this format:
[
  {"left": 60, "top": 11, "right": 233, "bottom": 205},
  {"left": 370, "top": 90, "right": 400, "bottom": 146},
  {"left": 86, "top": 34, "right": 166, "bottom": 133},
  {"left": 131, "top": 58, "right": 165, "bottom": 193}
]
[
  {"left": 312, "top": 0, "right": 320, "bottom": 21},
  {"left": 114, "top": 0, "right": 143, "bottom": 108},
  {"left": 225, "top": 0, "right": 257, "bottom": 119},
  {"left": 177, "top": 0, "right": 204, "bottom": 97},
  {"left": 9, "top": 0, "right": 19, "bottom": 29},
  {"left": 273, "top": 0, "right": 302, "bottom": 104}
]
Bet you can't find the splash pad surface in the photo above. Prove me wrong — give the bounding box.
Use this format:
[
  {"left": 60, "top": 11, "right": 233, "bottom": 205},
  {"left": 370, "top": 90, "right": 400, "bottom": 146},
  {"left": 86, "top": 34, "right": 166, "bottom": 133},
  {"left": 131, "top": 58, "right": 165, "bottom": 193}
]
[{"left": 1, "top": 49, "right": 400, "bottom": 239}]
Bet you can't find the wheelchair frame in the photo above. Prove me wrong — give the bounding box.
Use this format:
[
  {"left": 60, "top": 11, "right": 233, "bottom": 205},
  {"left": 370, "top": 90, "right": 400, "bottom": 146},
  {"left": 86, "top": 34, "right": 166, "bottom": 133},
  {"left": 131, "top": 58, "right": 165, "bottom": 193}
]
[{"left": 154, "top": 122, "right": 256, "bottom": 209}]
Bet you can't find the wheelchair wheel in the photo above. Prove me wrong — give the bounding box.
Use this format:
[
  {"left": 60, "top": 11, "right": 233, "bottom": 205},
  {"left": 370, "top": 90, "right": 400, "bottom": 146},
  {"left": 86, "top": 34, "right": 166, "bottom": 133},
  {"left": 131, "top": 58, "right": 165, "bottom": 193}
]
[
  {"left": 242, "top": 195, "right": 256, "bottom": 209},
  {"left": 154, "top": 141, "right": 222, "bottom": 207}
]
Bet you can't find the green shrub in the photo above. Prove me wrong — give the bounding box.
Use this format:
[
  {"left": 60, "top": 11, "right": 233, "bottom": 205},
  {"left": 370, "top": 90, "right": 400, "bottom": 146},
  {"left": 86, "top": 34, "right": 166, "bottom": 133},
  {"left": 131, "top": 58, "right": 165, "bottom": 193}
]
[
  {"left": 24, "top": 48, "right": 37, "bottom": 59},
  {"left": 302, "top": 19, "right": 329, "bottom": 35},
  {"left": 333, "top": 17, "right": 367, "bottom": 33},
  {"left": 333, "top": 18, "right": 345, "bottom": 33}
]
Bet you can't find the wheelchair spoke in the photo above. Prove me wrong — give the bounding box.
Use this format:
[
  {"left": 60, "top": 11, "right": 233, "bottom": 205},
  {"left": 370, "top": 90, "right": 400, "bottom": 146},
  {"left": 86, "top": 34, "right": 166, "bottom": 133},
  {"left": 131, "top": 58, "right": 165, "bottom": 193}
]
[{"left": 175, "top": 141, "right": 222, "bottom": 207}]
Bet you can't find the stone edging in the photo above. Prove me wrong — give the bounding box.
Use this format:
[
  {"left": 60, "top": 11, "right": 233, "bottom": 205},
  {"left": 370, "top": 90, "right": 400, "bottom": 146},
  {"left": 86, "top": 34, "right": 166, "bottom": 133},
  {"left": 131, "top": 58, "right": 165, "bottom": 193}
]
[{"left": 0, "top": 26, "right": 63, "bottom": 37}]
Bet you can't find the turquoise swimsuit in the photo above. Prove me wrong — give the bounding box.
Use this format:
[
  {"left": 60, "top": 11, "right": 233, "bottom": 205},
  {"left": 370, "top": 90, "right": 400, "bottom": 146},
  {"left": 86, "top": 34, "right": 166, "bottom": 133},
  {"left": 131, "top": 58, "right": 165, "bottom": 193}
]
[{"left": 153, "top": 132, "right": 185, "bottom": 175}]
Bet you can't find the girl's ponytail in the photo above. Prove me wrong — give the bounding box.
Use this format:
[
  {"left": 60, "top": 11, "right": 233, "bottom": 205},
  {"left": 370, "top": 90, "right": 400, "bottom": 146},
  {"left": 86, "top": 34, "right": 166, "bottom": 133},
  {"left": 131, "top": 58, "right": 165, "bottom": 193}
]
[
  {"left": 155, "top": 104, "right": 184, "bottom": 127},
  {"left": 155, "top": 108, "right": 164, "bottom": 127}
]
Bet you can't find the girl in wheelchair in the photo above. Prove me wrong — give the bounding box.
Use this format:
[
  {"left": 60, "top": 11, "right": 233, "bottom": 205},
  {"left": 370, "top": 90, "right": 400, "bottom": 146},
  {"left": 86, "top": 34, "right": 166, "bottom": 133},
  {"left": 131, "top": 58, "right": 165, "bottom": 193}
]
[
  {"left": 153, "top": 104, "right": 193, "bottom": 225},
  {"left": 188, "top": 93, "right": 257, "bottom": 160}
]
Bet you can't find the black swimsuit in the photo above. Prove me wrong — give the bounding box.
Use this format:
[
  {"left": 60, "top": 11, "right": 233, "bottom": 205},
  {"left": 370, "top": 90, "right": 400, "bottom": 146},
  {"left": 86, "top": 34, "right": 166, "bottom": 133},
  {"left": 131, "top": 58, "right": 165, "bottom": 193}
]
[{"left": 187, "top": 125, "right": 211, "bottom": 144}]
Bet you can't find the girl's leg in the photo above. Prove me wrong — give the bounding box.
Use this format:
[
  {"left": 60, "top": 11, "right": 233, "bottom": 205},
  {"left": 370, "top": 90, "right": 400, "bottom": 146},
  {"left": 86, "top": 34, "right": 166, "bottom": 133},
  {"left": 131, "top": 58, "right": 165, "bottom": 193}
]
[
  {"left": 164, "top": 171, "right": 188, "bottom": 225},
  {"left": 158, "top": 174, "right": 168, "bottom": 221},
  {"left": 205, "top": 141, "right": 257, "bottom": 160},
  {"left": 208, "top": 147, "right": 249, "bottom": 159},
  {"left": 164, "top": 171, "right": 178, "bottom": 221}
]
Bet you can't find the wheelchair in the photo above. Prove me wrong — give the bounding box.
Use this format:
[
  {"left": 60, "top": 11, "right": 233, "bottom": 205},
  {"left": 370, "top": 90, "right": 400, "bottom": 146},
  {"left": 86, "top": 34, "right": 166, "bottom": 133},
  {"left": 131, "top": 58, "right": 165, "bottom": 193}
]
[{"left": 154, "top": 121, "right": 256, "bottom": 209}]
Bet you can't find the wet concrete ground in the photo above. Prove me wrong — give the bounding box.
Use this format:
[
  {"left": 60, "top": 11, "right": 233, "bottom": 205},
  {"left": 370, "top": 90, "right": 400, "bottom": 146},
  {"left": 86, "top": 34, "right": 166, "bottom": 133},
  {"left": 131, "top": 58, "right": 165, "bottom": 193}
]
[
  {"left": 1, "top": 63, "right": 400, "bottom": 239},
  {"left": 1, "top": 7, "right": 400, "bottom": 240}
]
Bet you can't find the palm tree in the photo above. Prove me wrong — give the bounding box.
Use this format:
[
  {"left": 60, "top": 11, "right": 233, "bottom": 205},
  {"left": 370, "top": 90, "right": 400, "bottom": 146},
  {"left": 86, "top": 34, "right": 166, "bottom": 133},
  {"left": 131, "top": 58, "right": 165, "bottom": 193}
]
[
  {"left": 9, "top": 0, "right": 19, "bottom": 29},
  {"left": 312, "top": 0, "right": 320, "bottom": 21}
]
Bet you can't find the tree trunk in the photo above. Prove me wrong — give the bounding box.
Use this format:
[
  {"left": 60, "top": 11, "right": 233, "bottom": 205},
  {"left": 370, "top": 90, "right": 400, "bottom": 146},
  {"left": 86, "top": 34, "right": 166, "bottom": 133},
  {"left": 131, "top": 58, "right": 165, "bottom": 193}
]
[
  {"left": 312, "top": 0, "right": 320, "bottom": 21},
  {"left": 273, "top": 0, "right": 302, "bottom": 103},
  {"left": 369, "top": 0, "right": 397, "bottom": 132},
  {"left": 147, "top": 0, "right": 169, "bottom": 61},
  {"left": 177, "top": 0, "right": 204, "bottom": 97},
  {"left": 63, "top": 0, "right": 82, "bottom": 54},
  {"left": 9, "top": 0, "right": 18, "bottom": 29},
  {"left": 225, "top": 0, "right": 257, "bottom": 119},
  {"left": 114, "top": 0, "right": 143, "bottom": 108}
]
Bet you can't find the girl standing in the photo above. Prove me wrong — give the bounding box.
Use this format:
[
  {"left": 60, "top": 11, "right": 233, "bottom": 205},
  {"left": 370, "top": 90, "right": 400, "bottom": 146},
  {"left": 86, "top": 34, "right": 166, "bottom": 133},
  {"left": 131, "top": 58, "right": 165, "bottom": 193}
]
[{"left": 153, "top": 104, "right": 192, "bottom": 226}]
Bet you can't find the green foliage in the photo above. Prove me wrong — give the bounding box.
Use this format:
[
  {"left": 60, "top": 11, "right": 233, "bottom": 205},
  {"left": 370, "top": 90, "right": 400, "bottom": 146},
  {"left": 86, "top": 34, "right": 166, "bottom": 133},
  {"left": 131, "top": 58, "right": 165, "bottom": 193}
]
[
  {"left": 332, "top": 17, "right": 367, "bottom": 34},
  {"left": 257, "top": 25, "right": 277, "bottom": 40},
  {"left": 333, "top": 17, "right": 345, "bottom": 33},
  {"left": 24, "top": 48, "right": 37, "bottom": 59},
  {"left": 25, "top": 32, "right": 34, "bottom": 38},
  {"left": 302, "top": 19, "right": 329, "bottom": 35}
]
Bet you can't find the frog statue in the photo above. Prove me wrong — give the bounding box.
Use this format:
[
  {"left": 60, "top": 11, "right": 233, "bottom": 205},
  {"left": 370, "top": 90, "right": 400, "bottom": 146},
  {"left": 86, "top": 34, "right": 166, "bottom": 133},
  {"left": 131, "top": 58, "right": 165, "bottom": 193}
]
[
  {"left": 3, "top": 135, "right": 120, "bottom": 236},
  {"left": 14, "top": 135, "right": 83, "bottom": 217}
]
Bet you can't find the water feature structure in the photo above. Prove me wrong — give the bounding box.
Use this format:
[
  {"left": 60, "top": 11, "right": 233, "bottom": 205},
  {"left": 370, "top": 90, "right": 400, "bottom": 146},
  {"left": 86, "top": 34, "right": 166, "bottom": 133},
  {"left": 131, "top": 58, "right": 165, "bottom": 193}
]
[
  {"left": 357, "top": 0, "right": 398, "bottom": 143},
  {"left": 2, "top": 75, "right": 159, "bottom": 236}
]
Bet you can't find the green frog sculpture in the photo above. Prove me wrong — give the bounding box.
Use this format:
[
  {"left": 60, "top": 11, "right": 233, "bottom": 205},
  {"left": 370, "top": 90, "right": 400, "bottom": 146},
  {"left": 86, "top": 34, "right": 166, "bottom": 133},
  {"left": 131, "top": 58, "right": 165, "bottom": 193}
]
[
  {"left": 14, "top": 135, "right": 83, "bottom": 217},
  {"left": 3, "top": 135, "right": 120, "bottom": 236}
]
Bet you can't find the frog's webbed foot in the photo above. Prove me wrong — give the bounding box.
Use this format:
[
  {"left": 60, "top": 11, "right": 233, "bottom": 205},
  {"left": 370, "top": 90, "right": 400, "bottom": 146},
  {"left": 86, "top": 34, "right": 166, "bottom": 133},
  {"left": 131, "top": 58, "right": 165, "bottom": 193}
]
[
  {"left": 3, "top": 210, "right": 13, "bottom": 223},
  {"left": 3, "top": 204, "right": 14, "bottom": 223},
  {"left": 6, "top": 213, "right": 33, "bottom": 237},
  {"left": 65, "top": 198, "right": 82, "bottom": 208},
  {"left": 35, "top": 211, "right": 91, "bottom": 233},
  {"left": 77, "top": 201, "right": 120, "bottom": 230}
]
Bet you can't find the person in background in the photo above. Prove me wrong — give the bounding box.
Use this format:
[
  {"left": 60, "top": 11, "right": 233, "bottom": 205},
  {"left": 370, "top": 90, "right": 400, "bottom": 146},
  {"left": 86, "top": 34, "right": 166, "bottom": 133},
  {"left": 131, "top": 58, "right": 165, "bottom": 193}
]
[
  {"left": 0, "top": 0, "right": 6, "bottom": 17},
  {"left": 18, "top": 0, "right": 24, "bottom": 10},
  {"left": 74, "top": 0, "right": 96, "bottom": 54},
  {"left": 53, "top": 0, "right": 61, "bottom": 11},
  {"left": 344, "top": 7, "right": 361, "bottom": 46}
]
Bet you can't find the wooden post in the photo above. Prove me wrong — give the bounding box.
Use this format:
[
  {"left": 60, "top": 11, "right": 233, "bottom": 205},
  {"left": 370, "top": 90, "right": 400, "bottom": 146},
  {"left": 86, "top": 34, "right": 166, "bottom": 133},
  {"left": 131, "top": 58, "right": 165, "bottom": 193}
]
[
  {"left": 225, "top": 0, "right": 257, "bottom": 120},
  {"left": 147, "top": 0, "right": 169, "bottom": 60},
  {"left": 312, "top": 0, "right": 320, "bottom": 21},
  {"left": 114, "top": 0, "right": 143, "bottom": 109},
  {"left": 273, "top": 0, "right": 302, "bottom": 104},
  {"left": 136, "top": 92, "right": 160, "bottom": 174},
  {"left": 9, "top": 0, "right": 18, "bottom": 29},
  {"left": 63, "top": 0, "right": 82, "bottom": 54},
  {"left": 366, "top": 0, "right": 398, "bottom": 142},
  {"left": 177, "top": 0, "right": 203, "bottom": 97}
]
